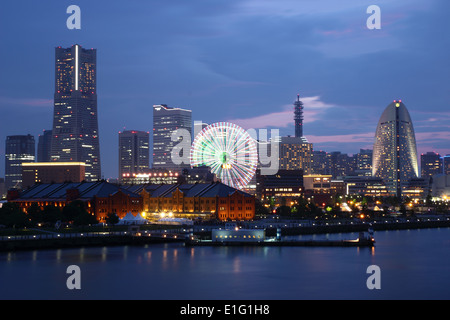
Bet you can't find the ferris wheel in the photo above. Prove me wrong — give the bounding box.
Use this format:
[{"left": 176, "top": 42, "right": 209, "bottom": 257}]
[{"left": 190, "top": 122, "right": 258, "bottom": 190}]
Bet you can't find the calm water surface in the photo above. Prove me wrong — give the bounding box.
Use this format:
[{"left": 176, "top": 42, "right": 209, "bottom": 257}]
[{"left": 1, "top": 228, "right": 449, "bottom": 300}]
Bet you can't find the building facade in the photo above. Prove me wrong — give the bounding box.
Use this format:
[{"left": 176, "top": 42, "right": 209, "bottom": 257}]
[
  {"left": 421, "top": 152, "right": 442, "bottom": 178},
  {"left": 51, "top": 44, "right": 101, "bottom": 181},
  {"left": 37, "top": 130, "right": 53, "bottom": 162},
  {"left": 21, "top": 162, "right": 85, "bottom": 189},
  {"left": 10, "top": 181, "right": 142, "bottom": 222},
  {"left": 4, "top": 135, "right": 35, "bottom": 190},
  {"left": 140, "top": 182, "right": 255, "bottom": 221},
  {"left": 355, "top": 149, "right": 372, "bottom": 176},
  {"left": 256, "top": 169, "right": 303, "bottom": 201},
  {"left": 443, "top": 155, "right": 450, "bottom": 175},
  {"left": 119, "top": 130, "right": 150, "bottom": 181},
  {"left": 372, "top": 100, "right": 418, "bottom": 198},
  {"left": 303, "top": 174, "right": 332, "bottom": 194},
  {"left": 0, "top": 178, "right": 5, "bottom": 199},
  {"left": 432, "top": 174, "right": 450, "bottom": 199},
  {"left": 278, "top": 136, "right": 312, "bottom": 174},
  {"left": 152, "top": 104, "right": 192, "bottom": 170},
  {"left": 120, "top": 169, "right": 181, "bottom": 185},
  {"left": 344, "top": 176, "right": 390, "bottom": 197},
  {"left": 311, "top": 150, "right": 330, "bottom": 175}
]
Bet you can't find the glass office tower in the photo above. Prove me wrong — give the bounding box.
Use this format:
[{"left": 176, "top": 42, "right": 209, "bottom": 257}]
[
  {"left": 152, "top": 104, "right": 192, "bottom": 170},
  {"left": 119, "top": 130, "right": 150, "bottom": 180},
  {"left": 372, "top": 100, "right": 418, "bottom": 198},
  {"left": 50, "top": 44, "right": 101, "bottom": 181}
]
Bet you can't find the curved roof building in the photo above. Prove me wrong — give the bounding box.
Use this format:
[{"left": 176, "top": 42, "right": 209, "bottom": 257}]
[{"left": 372, "top": 100, "right": 418, "bottom": 198}]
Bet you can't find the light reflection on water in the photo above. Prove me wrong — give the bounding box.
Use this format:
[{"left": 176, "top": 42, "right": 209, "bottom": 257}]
[{"left": 1, "top": 228, "right": 450, "bottom": 300}]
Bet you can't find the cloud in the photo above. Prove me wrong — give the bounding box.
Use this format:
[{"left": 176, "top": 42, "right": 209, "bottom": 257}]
[
  {"left": 0, "top": 96, "right": 53, "bottom": 108},
  {"left": 415, "top": 131, "right": 450, "bottom": 143},
  {"left": 307, "top": 132, "right": 375, "bottom": 144},
  {"left": 226, "top": 96, "right": 334, "bottom": 129}
]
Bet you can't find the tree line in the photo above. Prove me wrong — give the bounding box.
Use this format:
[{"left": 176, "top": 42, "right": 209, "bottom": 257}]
[{"left": 0, "top": 200, "right": 115, "bottom": 228}]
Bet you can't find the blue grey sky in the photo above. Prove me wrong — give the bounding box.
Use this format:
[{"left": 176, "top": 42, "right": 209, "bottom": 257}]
[{"left": 0, "top": 0, "right": 449, "bottom": 179}]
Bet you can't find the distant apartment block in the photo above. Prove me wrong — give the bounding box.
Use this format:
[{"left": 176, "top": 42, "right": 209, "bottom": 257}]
[
  {"left": 21, "top": 162, "right": 85, "bottom": 188},
  {"left": 5, "top": 134, "right": 35, "bottom": 190}
]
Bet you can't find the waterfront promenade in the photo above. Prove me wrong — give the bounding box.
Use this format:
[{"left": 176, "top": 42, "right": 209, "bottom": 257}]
[
  {"left": 0, "top": 228, "right": 185, "bottom": 251},
  {"left": 1, "top": 215, "right": 449, "bottom": 251},
  {"left": 193, "top": 215, "right": 450, "bottom": 236}
]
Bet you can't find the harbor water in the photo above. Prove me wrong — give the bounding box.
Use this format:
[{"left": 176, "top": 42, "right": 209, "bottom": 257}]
[{"left": 1, "top": 227, "right": 449, "bottom": 300}]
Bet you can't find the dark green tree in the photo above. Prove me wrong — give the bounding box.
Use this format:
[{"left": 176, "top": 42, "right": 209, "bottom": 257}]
[
  {"left": 0, "top": 202, "right": 28, "bottom": 228},
  {"left": 27, "top": 203, "right": 44, "bottom": 224},
  {"left": 42, "top": 205, "right": 63, "bottom": 224},
  {"left": 276, "top": 205, "right": 291, "bottom": 217},
  {"left": 73, "top": 210, "right": 98, "bottom": 226},
  {"left": 255, "top": 198, "right": 270, "bottom": 217},
  {"left": 105, "top": 212, "right": 119, "bottom": 225},
  {"left": 62, "top": 200, "right": 86, "bottom": 222}
]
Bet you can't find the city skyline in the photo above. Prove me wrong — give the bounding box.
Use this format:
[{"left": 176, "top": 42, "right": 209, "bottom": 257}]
[{"left": 0, "top": 0, "right": 449, "bottom": 180}]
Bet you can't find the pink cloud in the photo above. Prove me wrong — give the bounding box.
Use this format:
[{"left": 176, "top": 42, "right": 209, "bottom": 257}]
[
  {"left": 415, "top": 131, "right": 450, "bottom": 143},
  {"left": 227, "top": 96, "right": 334, "bottom": 129},
  {"left": 307, "top": 132, "right": 375, "bottom": 144},
  {"left": 0, "top": 96, "right": 53, "bottom": 108},
  {"left": 318, "top": 28, "right": 353, "bottom": 37}
]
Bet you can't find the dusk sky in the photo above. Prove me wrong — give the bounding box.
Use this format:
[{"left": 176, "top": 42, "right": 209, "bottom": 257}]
[{"left": 0, "top": 0, "right": 449, "bottom": 179}]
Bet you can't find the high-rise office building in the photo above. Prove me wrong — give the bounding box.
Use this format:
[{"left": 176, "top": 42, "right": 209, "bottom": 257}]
[
  {"left": 421, "top": 152, "right": 442, "bottom": 178},
  {"left": 5, "top": 135, "right": 35, "bottom": 190},
  {"left": 37, "top": 129, "right": 52, "bottom": 162},
  {"left": 372, "top": 100, "right": 418, "bottom": 197},
  {"left": 152, "top": 104, "right": 192, "bottom": 170},
  {"left": 119, "top": 130, "right": 150, "bottom": 180},
  {"left": 50, "top": 44, "right": 101, "bottom": 181}
]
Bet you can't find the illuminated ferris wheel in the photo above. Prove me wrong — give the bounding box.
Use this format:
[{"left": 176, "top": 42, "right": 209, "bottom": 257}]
[{"left": 190, "top": 122, "right": 258, "bottom": 190}]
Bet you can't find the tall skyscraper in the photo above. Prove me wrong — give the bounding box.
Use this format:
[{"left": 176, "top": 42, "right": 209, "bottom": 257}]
[
  {"left": 152, "top": 104, "right": 192, "bottom": 170},
  {"left": 294, "top": 94, "right": 304, "bottom": 138},
  {"left": 372, "top": 100, "right": 418, "bottom": 198},
  {"left": 119, "top": 130, "right": 150, "bottom": 180},
  {"left": 50, "top": 44, "right": 101, "bottom": 181},
  {"left": 421, "top": 152, "right": 442, "bottom": 178},
  {"left": 37, "top": 129, "right": 52, "bottom": 162},
  {"left": 4, "top": 135, "right": 35, "bottom": 190}
]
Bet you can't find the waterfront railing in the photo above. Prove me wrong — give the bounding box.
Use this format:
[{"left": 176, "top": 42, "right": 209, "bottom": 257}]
[{"left": 0, "top": 228, "right": 185, "bottom": 242}]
